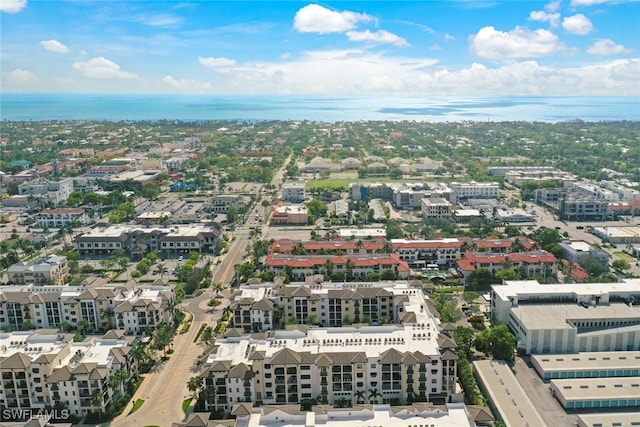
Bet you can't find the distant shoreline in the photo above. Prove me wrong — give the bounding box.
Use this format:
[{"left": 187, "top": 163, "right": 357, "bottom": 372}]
[{"left": 1, "top": 94, "right": 638, "bottom": 123}]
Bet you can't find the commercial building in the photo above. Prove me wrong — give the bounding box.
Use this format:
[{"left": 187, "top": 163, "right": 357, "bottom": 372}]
[
  {"left": 264, "top": 254, "right": 411, "bottom": 281},
  {"left": 73, "top": 223, "right": 222, "bottom": 256},
  {"left": 450, "top": 182, "right": 499, "bottom": 201},
  {"left": 0, "top": 330, "right": 136, "bottom": 419},
  {"left": 535, "top": 188, "right": 610, "bottom": 221},
  {"left": 492, "top": 208, "right": 534, "bottom": 223},
  {"left": 270, "top": 205, "right": 308, "bottom": 225},
  {"left": 7, "top": 255, "right": 69, "bottom": 287},
  {"left": 270, "top": 238, "right": 387, "bottom": 255},
  {"left": 550, "top": 377, "right": 640, "bottom": 410},
  {"left": 391, "top": 238, "right": 461, "bottom": 268},
  {"left": 592, "top": 226, "right": 640, "bottom": 245},
  {"left": 577, "top": 413, "right": 640, "bottom": 427},
  {"left": 281, "top": 183, "right": 306, "bottom": 203},
  {"left": 421, "top": 198, "right": 452, "bottom": 220},
  {"left": 0, "top": 283, "right": 174, "bottom": 334},
  {"left": 531, "top": 351, "right": 640, "bottom": 381},
  {"left": 491, "top": 280, "right": 640, "bottom": 354},
  {"left": 207, "top": 195, "right": 247, "bottom": 214},
  {"left": 559, "top": 240, "right": 610, "bottom": 264},
  {"left": 35, "top": 208, "right": 90, "bottom": 229}
]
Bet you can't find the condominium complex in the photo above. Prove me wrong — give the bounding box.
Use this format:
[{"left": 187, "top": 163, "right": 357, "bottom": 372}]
[
  {"left": 7, "top": 255, "right": 70, "bottom": 287},
  {"left": 0, "top": 330, "right": 136, "bottom": 419},
  {"left": 457, "top": 251, "right": 558, "bottom": 284},
  {"left": 264, "top": 254, "right": 411, "bottom": 280},
  {"left": 491, "top": 280, "right": 640, "bottom": 354},
  {"left": 18, "top": 178, "right": 75, "bottom": 207},
  {"left": 73, "top": 223, "right": 222, "bottom": 256},
  {"left": 0, "top": 284, "right": 175, "bottom": 334},
  {"left": 204, "top": 280, "right": 459, "bottom": 413}
]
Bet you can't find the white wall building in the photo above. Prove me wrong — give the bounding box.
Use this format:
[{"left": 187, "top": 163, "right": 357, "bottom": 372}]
[
  {"left": 282, "top": 183, "right": 306, "bottom": 203},
  {"left": 7, "top": 255, "right": 69, "bottom": 287},
  {"left": 36, "top": 208, "right": 90, "bottom": 228},
  {"left": 450, "top": 181, "right": 499, "bottom": 200}
]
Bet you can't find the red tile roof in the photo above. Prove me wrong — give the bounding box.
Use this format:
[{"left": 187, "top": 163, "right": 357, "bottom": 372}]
[{"left": 265, "top": 253, "right": 410, "bottom": 272}]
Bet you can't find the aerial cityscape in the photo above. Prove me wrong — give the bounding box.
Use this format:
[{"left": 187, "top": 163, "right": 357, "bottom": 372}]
[{"left": 1, "top": 1, "right": 640, "bottom": 427}]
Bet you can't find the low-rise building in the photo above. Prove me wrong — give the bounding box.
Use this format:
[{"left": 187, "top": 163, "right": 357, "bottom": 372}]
[
  {"left": 550, "top": 377, "right": 640, "bottom": 410},
  {"left": 270, "top": 238, "right": 387, "bottom": 255},
  {"left": 421, "top": 198, "right": 451, "bottom": 220},
  {"left": 457, "top": 251, "right": 558, "bottom": 284},
  {"left": 450, "top": 181, "right": 499, "bottom": 200},
  {"left": 73, "top": 223, "right": 222, "bottom": 256},
  {"left": 281, "top": 183, "right": 306, "bottom": 203},
  {"left": 391, "top": 238, "right": 461, "bottom": 268},
  {"left": 270, "top": 205, "right": 308, "bottom": 225},
  {"left": 492, "top": 208, "right": 534, "bottom": 223},
  {"left": 18, "top": 178, "right": 74, "bottom": 207},
  {"left": 559, "top": 240, "right": 610, "bottom": 264},
  {"left": 264, "top": 254, "right": 410, "bottom": 281},
  {"left": 35, "top": 208, "right": 90, "bottom": 229},
  {"left": 7, "top": 255, "right": 69, "bottom": 287},
  {"left": 207, "top": 195, "right": 247, "bottom": 214},
  {"left": 0, "top": 330, "right": 135, "bottom": 419},
  {"left": 531, "top": 351, "right": 640, "bottom": 381}
]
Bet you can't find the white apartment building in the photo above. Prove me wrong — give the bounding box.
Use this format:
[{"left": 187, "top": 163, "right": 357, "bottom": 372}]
[
  {"left": 206, "top": 280, "right": 459, "bottom": 414},
  {"left": 282, "top": 183, "right": 306, "bottom": 203},
  {"left": 572, "top": 181, "right": 619, "bottom": 201},
  {"left": 0, "top": 331, "right": 135, "bottom": 419},
  {"left": 0, "top": 284, "right": 174, "bottom": 334},
  {"left": 421, "top": 198, "right": 452, "bottom": 220},
  {"left": 36, "top": 208, "right": 90, "bottom": 229},
  {"left": 450, "top": 181, "right": 499, "bottom": 200},
  {"left": 491, "top": 280, "right": 640, "bottom": 354},
  {"left": 18, "top": 178, "right": 74, "bottom": 207},
  {"left": 207, "top": 194, "right": 246, "bottom": 214},
  {"left": 7, "top": 255, "right": 69, "bottom": 287}
]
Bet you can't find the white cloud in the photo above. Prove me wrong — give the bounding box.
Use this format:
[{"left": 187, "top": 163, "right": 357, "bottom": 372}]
[
  {"left": 198, "top": 56, "right": 237, "bottom": 71},
  {"left": 0, "top": 0, "right": 27, "bottom": 13},
  {"left": 545, "top": 0, "right": 561, "bottom": 12},
  {"left": 570, "top": 0, "right": 619, "bottom": 5},
  {"left": 133, "top": 13, "right": 182, "bottom": 27},
  {"left": 293, "top": 4, "right": 372, "bottom": 34},
  {"left": 562, "top": 14, "right": 593, "bottom": 35},
  {"left": 72, "top": 57, "right": 138, "bottom": 80},
  {"left": 162, "top": 75, "right": 212, "bottom": 92},
  {"left": 2, "top": 68, "right": 39, "bottom": 87},
  {"left": 444, "top": 33, "right": 455, "bottom": 41},
  {"left": 429, "top": 44, "right": 442, "bottom": 51},
  {"left": 587, "top": 39, "right": 630, "bottom": 55},
  {"left": 470, "top": 26, "right": 564, "bottom": 60},
  {"left": 346, "top": 30, "right": 409, "bottom": 47},
  {"left": 529, "top": 10, "right": 561, "bottom": 27},
  {"left": 40, "top": 39, "right": 69, "bottom": 53}
]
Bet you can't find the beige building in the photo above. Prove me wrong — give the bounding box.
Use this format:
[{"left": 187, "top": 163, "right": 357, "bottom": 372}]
[
  {"left": 0, "top": 330, "right": 136, "bottom": 419},
  {"left": 270, "top": 205, "right": 308, "bottom": 225},
  {"left": 7, "top": 255, "right": 69, "bottom": 287}
]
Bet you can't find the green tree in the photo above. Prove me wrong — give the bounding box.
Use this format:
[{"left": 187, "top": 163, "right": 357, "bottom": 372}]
[
  {"left": 578, "top": 254, "right": 607, "bottom": 276},
  {"left": 385, "top": 219, "right": 404, "bottom": 239},
  {"left": 474, "top": 325, "right": 516, "bottom": 361},
  {"left": 468, "top": 268, "right": 495, "bottom": 290},
  {"left": 90, "top": 390, "right": 104, "bottom": 421},
  {"left": 612, "top": 259, "right": 630, "bottom": 271},
  {"left": 306, "top": 199, "right": 328, "bottom": 218},
  {"left": 199, "top": 325, "right": 215, "bottom": 347},
  {"left": 187, "top": 376, "right": 202, "bottom": 399},
  {"left": 496, "top": 269, "right": 518, "bottom": 281},
  {"left": 454, "top": 326, "right": 475, "bottom": 359},
  {"left": 342, "top": 313, "right": 353, "bottom": 325}
]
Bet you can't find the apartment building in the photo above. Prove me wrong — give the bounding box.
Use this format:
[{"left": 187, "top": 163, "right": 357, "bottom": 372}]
[
  {"left": 391, "top": 238, "right": 461, "bottom": 268},
  {"left": 457, "top": 251, "right": 558, "bottom": 284},
  {"left": 0, "top": 284, "right": 174, "bottom": 334},
  {"left": 202, "top": 302, "right": 458, "bottom": 412},
  {"left": 229, "top": 285, "right": 275, "bottom": 333},
  {"left": 281, "top": 183, "right": 306, "bottom": 203},
  {"left": 18, "top": 178, "right": 74, "bottom": 207},
  {"left": 270, "top": 238, "right": 387, "bottom": 255},
  {"left": 491, "top": 280, "right": 640, "bottom": 354},
  {"left": 264, "top": 254, "right": 410, "bottom": 281},
  {"left": 0, "top": 331, "right": 135, "bottom": 419},
  {"left": 73, "top": 223, "right": 222, "bottom": 255},
  {"left": 35, "top": 208, "right": 90, "bottom": 229},
  {"left": 7, "top": 255, "right": 69, "bottom": 287},
  {"left": 449, "top": 181, "right": 499, "bottom": 200}
]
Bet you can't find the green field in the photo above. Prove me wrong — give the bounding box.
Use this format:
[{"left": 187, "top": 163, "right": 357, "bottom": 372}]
[{"left": 306, "top": 177, "right": 418, "bottom": 191}]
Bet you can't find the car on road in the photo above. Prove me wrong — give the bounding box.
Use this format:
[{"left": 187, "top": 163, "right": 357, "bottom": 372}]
[{"left": 576, "top": 225, "right": 584, "bottom": 229}]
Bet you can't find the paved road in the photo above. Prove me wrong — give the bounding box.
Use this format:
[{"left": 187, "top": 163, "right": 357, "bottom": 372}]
[{"left": 107, "top": 290, "right": 227, "bottom": 427}]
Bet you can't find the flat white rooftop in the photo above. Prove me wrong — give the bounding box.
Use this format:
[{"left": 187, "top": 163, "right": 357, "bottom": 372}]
[
  {"left": 533, "top": 351, "right": 640, "bottom": 374},
  {"left": 493, "top": 279, "right": 640, "bottom": 301},
  {"left": 551, "top": 377, "right": 640, "bottom": 401}
]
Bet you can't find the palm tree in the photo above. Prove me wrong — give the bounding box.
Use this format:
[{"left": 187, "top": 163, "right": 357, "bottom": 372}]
[
  {"left": 214, "top": 282, "right": 224, "bottom": 296},
  {"left": 354, "top": 390, "right": 366, "bottom": 404},
  {"left": 77, "top": 318, "right": 90, "bottom": 336},
  {"left": 324, "top": 259, "right": 334, "bottom": 277},
  {"left": 100, "top": 308, "right": 115, "bottom": 331},
  {"left": 155, "top": 264, "right": 169, "bottom": 279},
  {"left": 187, "top": 376, "right": 202, "bottom": 399},
  {"left": 90, "top": 390, "right": 104, "bottom": 421},
  {"left": 130, "top": 344, "right": 147, "bottom": 371},
  {"left": 368, "top": 388, "right": 382, "bottom": 404}
]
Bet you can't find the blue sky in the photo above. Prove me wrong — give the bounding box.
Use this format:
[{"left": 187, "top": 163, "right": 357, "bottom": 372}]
[{"left": 1, "top": 0, "right": 638, "bottom": 95}]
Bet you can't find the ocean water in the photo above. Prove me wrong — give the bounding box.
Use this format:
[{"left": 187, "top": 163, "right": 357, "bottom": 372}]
[{"left": 1, "top": 93, "right": 638, "bottom": 122}]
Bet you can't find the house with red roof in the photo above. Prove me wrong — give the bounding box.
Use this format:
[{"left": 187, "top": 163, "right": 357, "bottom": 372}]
[{"left": 457, "top": 251, "right": 558, "bottom": 285}]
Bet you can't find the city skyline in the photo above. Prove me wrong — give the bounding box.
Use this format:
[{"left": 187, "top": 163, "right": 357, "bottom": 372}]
[{"left": 1, "top": 0, "right": 638, "bottom": 95}]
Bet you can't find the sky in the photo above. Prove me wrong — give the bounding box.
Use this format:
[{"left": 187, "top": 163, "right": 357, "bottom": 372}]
[{"left": 1, "top": 0, "right": 639, "bottom": 95}]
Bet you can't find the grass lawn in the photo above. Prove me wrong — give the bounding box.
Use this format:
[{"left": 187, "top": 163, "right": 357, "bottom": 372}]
[
  {"left": 128, "top": 399, "right": 144, "bottom": 415},
  {"left": 613, "top": 251, "right": 636, "bottom": 262},
  {"left": 182, "top": 398, "right": 193, "bottom": 415}
]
